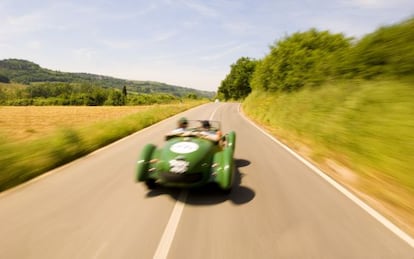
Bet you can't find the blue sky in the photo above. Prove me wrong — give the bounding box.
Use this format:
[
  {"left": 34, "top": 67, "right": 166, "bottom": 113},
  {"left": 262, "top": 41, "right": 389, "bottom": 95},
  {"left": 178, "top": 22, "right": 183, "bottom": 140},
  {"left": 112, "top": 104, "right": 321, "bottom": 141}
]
[{"left": 1, "top": 0, "right": 413, "bottom": 91}]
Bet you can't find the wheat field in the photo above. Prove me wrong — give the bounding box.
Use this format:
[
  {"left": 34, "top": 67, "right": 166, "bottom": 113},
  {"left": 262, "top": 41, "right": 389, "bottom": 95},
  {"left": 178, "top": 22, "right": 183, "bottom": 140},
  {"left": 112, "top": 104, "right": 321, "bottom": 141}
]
[
  {"left": 0, "top": 106, "right": 152, "bottom": 141},
  {"left": 0, "top": 101, "right": 207, "bottom": 192}
]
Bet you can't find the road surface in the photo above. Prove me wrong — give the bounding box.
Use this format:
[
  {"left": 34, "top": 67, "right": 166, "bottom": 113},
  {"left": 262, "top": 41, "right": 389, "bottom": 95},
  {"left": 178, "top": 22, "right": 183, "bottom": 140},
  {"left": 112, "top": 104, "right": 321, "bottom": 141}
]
[{"left": 1, "top": 102, "right": 413, "bottom": 258}]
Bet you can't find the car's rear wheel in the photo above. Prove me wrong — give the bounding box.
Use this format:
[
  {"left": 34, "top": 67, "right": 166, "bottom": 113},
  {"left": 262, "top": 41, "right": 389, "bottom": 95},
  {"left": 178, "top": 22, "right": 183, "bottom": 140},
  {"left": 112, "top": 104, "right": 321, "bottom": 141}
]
[
  {"left": 136, "top": 144, "right": 156, "bottom": 182},
  {"left": 222, "top": 185, "right": 232, "bottom": 195},
  {"left": 145, "top": 179, "right": 156, "bottom": 189}
]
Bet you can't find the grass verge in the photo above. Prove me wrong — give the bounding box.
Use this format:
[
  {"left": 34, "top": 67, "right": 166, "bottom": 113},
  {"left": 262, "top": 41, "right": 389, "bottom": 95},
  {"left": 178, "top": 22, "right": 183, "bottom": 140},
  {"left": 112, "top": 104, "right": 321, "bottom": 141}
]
[
  {"left": 242, "top": 80, "right": 414, "bottom": 236},
  {"left": 0, "top": 101, "right": 206, "bottom": 192}
]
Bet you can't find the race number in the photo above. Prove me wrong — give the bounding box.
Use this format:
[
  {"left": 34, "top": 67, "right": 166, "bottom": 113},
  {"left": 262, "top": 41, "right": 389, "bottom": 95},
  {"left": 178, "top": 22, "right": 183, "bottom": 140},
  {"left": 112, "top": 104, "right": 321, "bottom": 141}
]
[{"left": 169, "top": 159, "right": 190, "bottom": 174}]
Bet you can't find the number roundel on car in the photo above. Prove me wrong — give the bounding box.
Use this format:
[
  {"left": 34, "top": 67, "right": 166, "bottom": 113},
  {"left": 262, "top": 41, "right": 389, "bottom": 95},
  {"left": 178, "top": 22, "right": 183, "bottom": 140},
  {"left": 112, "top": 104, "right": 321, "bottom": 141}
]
[{"left": 170, "top": 141, "right": 199, "bottom": 154}]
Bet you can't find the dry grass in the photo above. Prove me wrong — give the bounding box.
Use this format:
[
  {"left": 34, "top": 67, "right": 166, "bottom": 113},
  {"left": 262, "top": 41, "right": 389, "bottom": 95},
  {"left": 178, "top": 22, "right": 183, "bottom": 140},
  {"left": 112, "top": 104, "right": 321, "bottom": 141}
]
[
  {"left": 0, "top": 106, "right": 153, "bottom": 141},
  {"left": 0, "top": 101, "right": 207, "bottom": 191}
]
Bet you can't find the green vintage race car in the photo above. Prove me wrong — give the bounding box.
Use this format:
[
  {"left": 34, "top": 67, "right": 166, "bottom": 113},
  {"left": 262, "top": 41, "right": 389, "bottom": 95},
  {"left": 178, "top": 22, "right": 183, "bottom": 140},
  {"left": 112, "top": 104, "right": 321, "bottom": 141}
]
[{"left": 136, "top": 120, "right": 236, "bottom": 192}]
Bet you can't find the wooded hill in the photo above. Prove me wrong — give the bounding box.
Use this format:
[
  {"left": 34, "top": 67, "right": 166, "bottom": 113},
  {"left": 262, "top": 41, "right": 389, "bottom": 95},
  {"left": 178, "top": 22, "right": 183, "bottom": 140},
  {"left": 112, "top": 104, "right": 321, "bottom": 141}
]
[{"left": 0, "top": 59, "right": 214, "bottom": 98}]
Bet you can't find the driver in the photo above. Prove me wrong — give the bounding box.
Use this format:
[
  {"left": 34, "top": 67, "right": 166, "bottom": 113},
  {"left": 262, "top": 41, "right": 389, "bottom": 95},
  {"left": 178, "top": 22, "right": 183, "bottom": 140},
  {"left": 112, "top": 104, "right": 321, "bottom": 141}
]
[
  {"left": 168, "top": 117, "right": 188, "bottom": 136},
  {"left": 199, "top": 120, "right": 222, "bottom": 142}
]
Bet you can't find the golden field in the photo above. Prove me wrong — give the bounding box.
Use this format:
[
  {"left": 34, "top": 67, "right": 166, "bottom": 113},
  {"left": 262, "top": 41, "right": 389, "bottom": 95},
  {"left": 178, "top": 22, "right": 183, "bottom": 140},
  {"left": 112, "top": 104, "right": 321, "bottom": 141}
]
[
  {"left": 0, "top": 106, "right": 153, "bottom": 141},
  {"left": 0, "top": 101, "right": 206, "bottom": 191}
]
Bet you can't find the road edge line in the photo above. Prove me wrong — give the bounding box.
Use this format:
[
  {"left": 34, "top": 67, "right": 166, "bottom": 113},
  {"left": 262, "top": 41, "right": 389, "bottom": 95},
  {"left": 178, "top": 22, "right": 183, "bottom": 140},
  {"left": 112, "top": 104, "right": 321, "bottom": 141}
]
[{"left": 238, "top": 103, "right": 414, "bottom": 248}]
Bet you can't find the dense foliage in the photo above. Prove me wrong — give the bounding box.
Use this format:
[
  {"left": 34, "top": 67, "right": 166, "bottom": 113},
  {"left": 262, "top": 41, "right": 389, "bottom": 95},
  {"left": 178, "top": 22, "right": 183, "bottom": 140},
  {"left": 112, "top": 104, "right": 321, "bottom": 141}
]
[
  {"left": 252, "top": 29, "right": 351, "bottom": 91},
  {"left": 344, "top": 18, "right": 414, "bottom": 79},
  {"left": 217, "top": 57, "right": 257, "bottom": 100},
  {"left": 0, "top": 59, "right": 215, "bottom": 100},
  {"left": 222, "top": 17, "right": 413, "bottom": 96}
]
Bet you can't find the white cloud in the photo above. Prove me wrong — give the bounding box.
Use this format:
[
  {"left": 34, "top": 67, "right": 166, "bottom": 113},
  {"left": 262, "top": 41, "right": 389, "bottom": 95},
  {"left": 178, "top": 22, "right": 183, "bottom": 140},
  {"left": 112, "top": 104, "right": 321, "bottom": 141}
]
[
  {"left": 1, "top": 13, "right": 44, "bottom": 37},
  {"left": 0, "top": 3, "right": 74, "bottom": 40},
  {"left": 72, "top": 48, "right": 97, "bottom": 61},
  {"left": 308, "top": 16, "right": 372, "bottom": 37},
  {"left": 153, "top": 30, "right": 178, "bottom": 42},
  {"left": 135, "top": 3, "right": 159, "bottom": 16},
  {"left": 181, "top": 0, "right": 219, "bottom": 17},
  {"left": 101, "top": 39, "right": 137, "bottom": 50},
  {"left": 200, "top": 43, "right": 249, "bottom": 61},
  {"left": 222, "top": 21, "right": 255, "bottom": 35},
  {"left": 181, "top": 20, "right": 199, "bottom": 29},
  {"left": 27, "top": 41, "right": 42, "bottom": 49}
]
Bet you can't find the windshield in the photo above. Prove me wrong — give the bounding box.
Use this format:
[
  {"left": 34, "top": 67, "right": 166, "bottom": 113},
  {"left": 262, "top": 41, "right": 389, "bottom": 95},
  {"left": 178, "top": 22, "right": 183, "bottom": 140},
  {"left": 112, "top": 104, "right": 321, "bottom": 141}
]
[{"left": 185, "top": 120, "right": 221, "bottom": 132}]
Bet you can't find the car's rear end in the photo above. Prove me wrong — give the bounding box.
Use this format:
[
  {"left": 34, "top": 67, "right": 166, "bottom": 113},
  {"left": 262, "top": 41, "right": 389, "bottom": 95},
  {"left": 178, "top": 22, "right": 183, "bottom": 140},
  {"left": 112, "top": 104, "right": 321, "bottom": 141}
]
[{"left": 140, "top": 137, "right": 220, "bottom": 188}]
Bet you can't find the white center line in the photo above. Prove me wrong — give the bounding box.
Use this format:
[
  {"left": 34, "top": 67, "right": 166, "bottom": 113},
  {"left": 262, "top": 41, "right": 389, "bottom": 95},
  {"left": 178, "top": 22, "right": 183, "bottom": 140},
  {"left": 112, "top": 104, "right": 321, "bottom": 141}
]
[
  {"left": 153, "top": 190, "right": 188, "bottom": 259},
  {"left": 153, "top": 104, "right": 223, "bottom": 259}
]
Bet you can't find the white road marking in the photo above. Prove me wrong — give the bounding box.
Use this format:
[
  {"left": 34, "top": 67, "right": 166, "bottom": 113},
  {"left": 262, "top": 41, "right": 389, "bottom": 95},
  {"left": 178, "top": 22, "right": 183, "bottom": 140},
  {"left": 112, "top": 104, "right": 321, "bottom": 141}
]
[
  {"left": 209, "top": 103, "right": 219, "bottom": 120},
  {"left": 153, "top": 104, "right": 223, "bottom": 259},
  {"left": 153, "top": 190, "right": 188, "bottom": 259},
  {"left": 238, "top": 103, "right": 414, "bottom": 248},
  {"left": 92, "top": 241, "right": 108, "bottom": 259}
]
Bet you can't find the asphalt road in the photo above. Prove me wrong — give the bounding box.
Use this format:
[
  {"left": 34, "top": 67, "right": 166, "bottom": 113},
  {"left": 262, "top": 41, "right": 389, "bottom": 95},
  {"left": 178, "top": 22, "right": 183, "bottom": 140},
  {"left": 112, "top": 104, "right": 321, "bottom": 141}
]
[{"left": 0, "top": 102, "right": 413, "bottom": 259}]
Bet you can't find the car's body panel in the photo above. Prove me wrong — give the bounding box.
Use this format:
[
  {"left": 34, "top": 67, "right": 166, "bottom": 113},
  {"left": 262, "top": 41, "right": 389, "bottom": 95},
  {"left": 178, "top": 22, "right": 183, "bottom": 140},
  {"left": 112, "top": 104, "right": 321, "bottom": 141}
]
[{"left": 136, "top": 120, "right": 236, "bottom": 191}]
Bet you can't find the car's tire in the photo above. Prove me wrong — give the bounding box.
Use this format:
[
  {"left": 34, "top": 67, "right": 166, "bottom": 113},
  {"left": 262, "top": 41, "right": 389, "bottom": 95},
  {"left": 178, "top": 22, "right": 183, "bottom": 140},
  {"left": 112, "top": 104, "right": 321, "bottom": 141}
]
[
  {"left": 145, "top": 179, "right": 157, "bottom": 189},
  {"left": 136, "top": 144, "right": 156, "bottom": 182},
  {"left": 221, "top": 184, "right": 232, "bottom": 195}
]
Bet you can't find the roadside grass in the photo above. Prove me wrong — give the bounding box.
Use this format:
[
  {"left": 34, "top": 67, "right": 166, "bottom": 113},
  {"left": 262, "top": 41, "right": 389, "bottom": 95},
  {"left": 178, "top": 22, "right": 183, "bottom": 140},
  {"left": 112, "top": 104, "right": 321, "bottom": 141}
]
[
  {"left": 242, "top": 80, "right": 414, "bottom": 235},
  {"left": 0, "top": 101, "right": 206, "bottom": 191}
]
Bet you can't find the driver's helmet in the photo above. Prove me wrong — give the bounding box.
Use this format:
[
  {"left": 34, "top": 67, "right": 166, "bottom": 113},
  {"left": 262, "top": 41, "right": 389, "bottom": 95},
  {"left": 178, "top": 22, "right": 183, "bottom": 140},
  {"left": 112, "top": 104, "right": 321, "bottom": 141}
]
[
  {"left": 178, "top": 117, "right": 188, "bottom": 128},
  {"left": 201, "top": 120, "right": 211, "bottom": 129}
]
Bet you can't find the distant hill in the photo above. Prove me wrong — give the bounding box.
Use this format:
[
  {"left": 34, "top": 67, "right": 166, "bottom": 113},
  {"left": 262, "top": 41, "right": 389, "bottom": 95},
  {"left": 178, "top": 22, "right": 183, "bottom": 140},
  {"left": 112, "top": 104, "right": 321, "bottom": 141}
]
[{"left": 0, "top": 59, "right": 215, "bottom": 98}]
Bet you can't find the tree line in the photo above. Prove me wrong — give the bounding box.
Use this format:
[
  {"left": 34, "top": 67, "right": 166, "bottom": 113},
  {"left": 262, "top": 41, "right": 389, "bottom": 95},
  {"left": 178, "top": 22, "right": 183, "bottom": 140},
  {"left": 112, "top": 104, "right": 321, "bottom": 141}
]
[
  {"left": 0, "top": 82, "right": 188, "bottom": 106},
  {"left": 218, "top": 17, "right": 414, "bottom": 100}
]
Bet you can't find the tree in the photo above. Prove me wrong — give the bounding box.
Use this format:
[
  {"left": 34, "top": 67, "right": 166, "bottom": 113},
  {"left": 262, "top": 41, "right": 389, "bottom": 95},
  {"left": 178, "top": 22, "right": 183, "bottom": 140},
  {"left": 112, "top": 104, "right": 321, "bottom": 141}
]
[
  {"left": 0, "top": 74, "right": 10, "bottom": 83},
  {"left": 218, "top": 57, "right": 257, "bottom": 100},
  {"left": 347, "top": 17, "right": 414, "bottom": 79},
  {"left": 122, "top": 85, "right": 128, "bottom": 105},
  {"left": 185, "top": 93, "right": 198, "bottom": 99},
  {"left": 251, "top": 29, "right": 351, "bottom": 92},
  {"left": 105, "top": 89, "right": 123, "bottom": 105}
]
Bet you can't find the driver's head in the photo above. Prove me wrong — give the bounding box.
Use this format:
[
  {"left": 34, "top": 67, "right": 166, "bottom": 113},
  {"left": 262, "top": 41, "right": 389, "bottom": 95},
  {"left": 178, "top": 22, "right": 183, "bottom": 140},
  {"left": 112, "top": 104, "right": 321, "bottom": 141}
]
[
  {"left": 178, "top": 117, "right": 188, "bottom": 128},
  {"left": 201, "top": 120, "right": 210, "bottom": 129}
]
